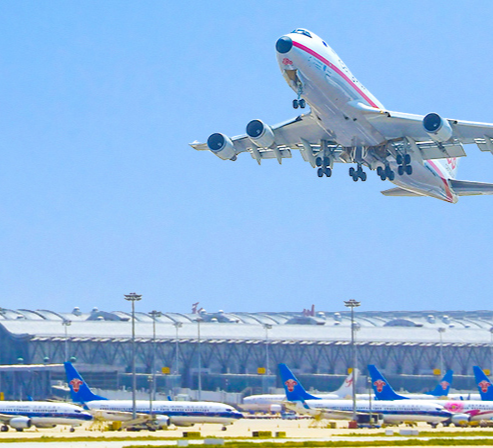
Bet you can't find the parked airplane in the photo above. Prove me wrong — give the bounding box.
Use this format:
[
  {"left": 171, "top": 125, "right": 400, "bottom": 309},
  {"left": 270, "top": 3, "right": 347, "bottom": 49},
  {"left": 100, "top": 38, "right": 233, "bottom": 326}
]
[
  {"left": 473, "top": 366, "right": 493, "bottom": 400},
  {"left": 369, "top": 365, "right": 492, "bottom": 424},
  {"left": 0, "top": 401, "right": 92, "bottom": 432},
  {"left": 279, "top": 364, "right": 457, "bottom": 425},
  {"left": 64, "top": 362, "right": 243, "bottom": 429},
  {"left": 241, "top": 369, "right": 358, "bottom": 413},
  {"left": 191, "top": 28, "right": 493, "bottom": 203}
]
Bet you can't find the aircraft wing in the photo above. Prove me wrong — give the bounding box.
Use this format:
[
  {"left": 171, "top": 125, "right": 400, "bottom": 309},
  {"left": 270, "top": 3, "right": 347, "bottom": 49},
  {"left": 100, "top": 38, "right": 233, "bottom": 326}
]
[
  {"left": 367, "top": 110, "right": 493, "bottom": 159},
  {"left": 0, "top": 413, "right": 17, "bottom": 423},
  {"left": 190, "top": 113, "right": 338, "bottom": 166}
]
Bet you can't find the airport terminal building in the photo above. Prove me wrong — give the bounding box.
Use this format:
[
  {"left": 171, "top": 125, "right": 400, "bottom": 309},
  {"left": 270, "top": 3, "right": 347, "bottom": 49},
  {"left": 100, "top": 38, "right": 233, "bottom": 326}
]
[{"left": 0, "top": 307, "right": 492, "bottom": 399}]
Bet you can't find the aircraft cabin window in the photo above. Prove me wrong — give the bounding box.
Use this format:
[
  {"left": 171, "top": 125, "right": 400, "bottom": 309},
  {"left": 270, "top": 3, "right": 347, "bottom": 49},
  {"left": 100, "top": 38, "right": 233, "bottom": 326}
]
[{"left": 292, "top": 29, "right": 312, "bottom": 38}]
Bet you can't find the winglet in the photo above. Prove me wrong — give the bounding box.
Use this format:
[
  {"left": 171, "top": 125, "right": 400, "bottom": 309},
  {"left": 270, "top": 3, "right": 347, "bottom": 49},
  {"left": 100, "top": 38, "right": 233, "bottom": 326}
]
[
  {"left": 368, "top": 365, "right": 408, "bottom": 400},
  {"left": 426, "top": 370, "right": 454, "bottom": 397},
  {"left": 64, "top": 362, "right": 108, "bottom": 403},
  {"left": 473, "top": 366, "right": 493, "bottom": 400},
  {"left": 278, "top": 363, "right": 319, "bottom": 402}
]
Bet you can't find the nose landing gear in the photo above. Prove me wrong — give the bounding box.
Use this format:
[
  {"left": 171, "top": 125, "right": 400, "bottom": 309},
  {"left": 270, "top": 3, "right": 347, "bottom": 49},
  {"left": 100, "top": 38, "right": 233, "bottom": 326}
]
[{"left": 293, "top": 82, "right": 306, "bottom": 109}]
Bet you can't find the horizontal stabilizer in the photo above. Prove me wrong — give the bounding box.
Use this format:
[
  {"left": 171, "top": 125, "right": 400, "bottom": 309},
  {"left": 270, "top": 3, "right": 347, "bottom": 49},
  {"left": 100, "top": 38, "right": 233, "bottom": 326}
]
[
  {"left": 450, "top": 179, "right": 493, "bottom": 196},
  {"left": 381, "top": 187, "right": 423, "bottom": 197}
]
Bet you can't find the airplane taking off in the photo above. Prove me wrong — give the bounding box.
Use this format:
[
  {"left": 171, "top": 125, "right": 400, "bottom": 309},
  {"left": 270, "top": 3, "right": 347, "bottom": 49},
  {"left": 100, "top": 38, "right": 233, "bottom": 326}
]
[
  {"left": 241, "top": 369, "right": 358, "bottom": 412},
  {"left": 191, "top": 29, "right": 493, "bottom": 202},
  {"left": 64, "top": 362, "right": 243, "bottom": 429}
]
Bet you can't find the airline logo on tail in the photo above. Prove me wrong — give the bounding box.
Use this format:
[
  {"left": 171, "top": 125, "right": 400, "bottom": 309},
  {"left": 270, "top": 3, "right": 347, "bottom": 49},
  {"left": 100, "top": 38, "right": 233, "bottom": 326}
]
[
  {"left": 284, "top": 379, "right": 298, "bottom": 392},
  {"left": 373, "top": 379, "right": 386, "bottom": 392},
  {"left": 440, "top": 381, "right": 450, "bottom": 390},
  {"left": 345, "top": 377, "right": 353, "bottom": 387},
  {"left": 478, "top": 380, "right": 492, "bottom": 393},
  {"left": 69, "top": 378, "right": 84, "bottom": 393}
]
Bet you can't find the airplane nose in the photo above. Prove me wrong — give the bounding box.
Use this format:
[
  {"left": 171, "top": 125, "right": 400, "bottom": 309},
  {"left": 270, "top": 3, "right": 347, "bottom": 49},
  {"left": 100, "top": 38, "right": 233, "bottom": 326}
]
[{"left": 276, "top": 36, "right": 292, "bottom": 54}]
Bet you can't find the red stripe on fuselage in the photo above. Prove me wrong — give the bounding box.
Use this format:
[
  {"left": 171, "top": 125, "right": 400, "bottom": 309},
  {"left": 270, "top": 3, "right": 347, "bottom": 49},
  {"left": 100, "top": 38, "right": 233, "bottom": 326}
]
[
  {"left": 292, "top": 41, "right": 379, "bottom": 109},
  {"left": 426, "top": 160, "right": 454, "bottom": 202}
]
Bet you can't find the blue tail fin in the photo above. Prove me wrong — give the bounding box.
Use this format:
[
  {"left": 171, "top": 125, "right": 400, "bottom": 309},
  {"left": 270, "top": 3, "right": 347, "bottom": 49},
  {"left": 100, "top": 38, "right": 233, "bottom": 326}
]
[
  {"left": 64, "top": 362, "right": 108, "bottom": 403},
  {"left": 367, "top": 365, "right": 408, "bottom": 400},
  {"left": 426, "top": 370, "right": 453, "bottom": 397},
  {"left": 473, "top": 366, "right": 493, "bottom": 401},
  {"left": 278, "top": 364, "right": 319, "bottom": 401}
]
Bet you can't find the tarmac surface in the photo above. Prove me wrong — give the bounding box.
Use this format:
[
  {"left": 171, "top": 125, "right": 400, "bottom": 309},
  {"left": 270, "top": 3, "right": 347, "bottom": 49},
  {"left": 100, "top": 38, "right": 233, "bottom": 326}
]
[{"left": 2, "top": 418, "right": 493, "bottom": 447}]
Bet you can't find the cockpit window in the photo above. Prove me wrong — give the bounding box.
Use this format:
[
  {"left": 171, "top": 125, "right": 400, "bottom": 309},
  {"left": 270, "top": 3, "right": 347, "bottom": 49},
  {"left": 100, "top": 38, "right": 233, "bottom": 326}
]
[
  {"left": 292, "top": 29, "right": 311, "bottom": 38},
  {"left": 322, "top": 41, "right": 328, "bottom": 47}
]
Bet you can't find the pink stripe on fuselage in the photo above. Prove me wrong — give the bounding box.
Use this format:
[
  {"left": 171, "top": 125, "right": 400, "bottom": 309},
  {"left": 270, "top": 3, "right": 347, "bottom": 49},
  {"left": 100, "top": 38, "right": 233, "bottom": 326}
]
[
  {"left": 292, "top": 41, "right": 379, "bottom": 109},
  {"left": 426, "top": 160, "right": 454, "bottom": 202}
]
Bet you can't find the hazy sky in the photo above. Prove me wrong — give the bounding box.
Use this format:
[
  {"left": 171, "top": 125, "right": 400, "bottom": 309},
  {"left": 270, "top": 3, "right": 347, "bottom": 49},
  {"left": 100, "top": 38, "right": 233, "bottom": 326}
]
[{"left": 1, "top": 1, "right": 493, "bottom": 315}]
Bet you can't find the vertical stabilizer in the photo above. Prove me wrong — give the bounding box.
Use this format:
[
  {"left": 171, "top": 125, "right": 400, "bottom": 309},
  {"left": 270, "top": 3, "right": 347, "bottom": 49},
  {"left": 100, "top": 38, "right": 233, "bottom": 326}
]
[
  {"left": 368, "top": 365, "right": 408, "bottom": 400},
  {"left": 473, "top": 366, "right": 493, "bottom": 400},
  {"left": 333, "top": 369, "right": 358, "bottom": 398},
  {"left": 426, "top": 370, "right": 454, "bottom": 397},
  {"left": 278, "top": 363, "right": 319, "bottom": 401},
  {"left": 64, "top": 362, "right": 108, "bottom": 403}
]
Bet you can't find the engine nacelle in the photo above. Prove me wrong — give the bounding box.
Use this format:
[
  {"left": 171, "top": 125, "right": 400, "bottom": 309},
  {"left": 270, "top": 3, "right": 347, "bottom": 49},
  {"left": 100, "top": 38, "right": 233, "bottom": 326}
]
[
  {"left": 206, "top": 133, "right": 238, "bottom": 160},
  {"left": 9, "top": 417, "right": 32, "bottom": 430},
  {"left": 423, "top": 113, "right": 453, "bottom": 142},
  {"left": 269, "top": 404, "right": 282, "bottom": 414},
  {"left": 450, "top": 413, "right": 470, "bottom": 426},
  {"left": 153, "top": 415, "right": 170, "bottom": 428},
  {"left": 246, "top": 119, "right": 275, "bottom": 148}
]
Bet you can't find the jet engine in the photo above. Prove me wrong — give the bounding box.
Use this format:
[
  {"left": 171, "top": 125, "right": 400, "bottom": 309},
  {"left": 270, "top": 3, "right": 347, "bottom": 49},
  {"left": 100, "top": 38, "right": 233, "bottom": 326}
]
[
  {"left": 153, "top": 415, "right": 170, "bottom": 428},
  {"left": 9, "top": 417, "right": 32, "bottom": 430},
  {"left": 450, "top": 413, "right": 470, "bottom": 426},
  {"left": 246, "top": 119, "right": 275, "bottom": 148},
  {"left": 269, "top": 404, "right": 282, "bottom": 414},
  {"left": 206, "top": 133, "right": 238, "bottom": 160},
  {"left": 423, "top": 113, "right": 453, "bottom": 142}
]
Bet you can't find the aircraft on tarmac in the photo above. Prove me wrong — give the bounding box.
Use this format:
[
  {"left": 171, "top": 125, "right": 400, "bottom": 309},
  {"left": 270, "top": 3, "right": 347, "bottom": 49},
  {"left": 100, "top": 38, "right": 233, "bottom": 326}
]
[
  {"left": 278, "top": 364, "right": 458, "bottom": 425},
  {"left": 369, "top": 365, "right": 493, "bottom": 424},
  {"left": 191, "top": 28, "right": 493, "bottom": 203},
  {"left": 0, "top": 401, "right": 92, "bottom": 432},
  {"left": 241, "top": 369, "right": 358, "bottom": 413},
  {"left": 64, "top": 362, "right": 243, "bottom": 429}
]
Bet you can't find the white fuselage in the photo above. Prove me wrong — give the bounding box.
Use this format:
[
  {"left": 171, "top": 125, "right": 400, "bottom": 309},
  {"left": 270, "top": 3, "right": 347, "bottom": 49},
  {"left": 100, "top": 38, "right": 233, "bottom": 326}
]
[
  {"left": 0, "top": 402, "right": 92, "bottom": 428},
  {"left": 276, "top": 31, "right": 459, "bottom": 203},
  {"left": 287, "top": 399, "right": 452, "bottom": 424},
  {"left": 85, "top": 400, "right": 242, "bottom": 426},
  {"left": 241, "top": 392, "right": 341, "bottom": 412}
]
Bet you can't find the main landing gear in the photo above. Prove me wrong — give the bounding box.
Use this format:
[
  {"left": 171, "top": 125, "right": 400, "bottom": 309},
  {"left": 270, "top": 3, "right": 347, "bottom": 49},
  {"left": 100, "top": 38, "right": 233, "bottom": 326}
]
[
  {"left": 377, "top": 165, "right": 395, "bottom": 181},
  {"left": 396, "top": 153, "right": 413, "bottom": 175},
  {"left": 316, "top": 157, "right": 331, "bottom": 177},
  {"left": 293, "top": 98, "right": 306, "bottom": 109},
  {"left": 349, "top": 165, "right": 366, "bottom": 181}
]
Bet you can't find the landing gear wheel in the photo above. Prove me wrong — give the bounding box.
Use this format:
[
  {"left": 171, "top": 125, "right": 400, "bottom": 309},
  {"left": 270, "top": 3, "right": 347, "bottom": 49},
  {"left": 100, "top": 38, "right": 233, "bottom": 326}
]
[
  {"left": 315, "top": 157, "right": 322, "bottom": 167},
  {"left": 360, "top": 171, "right": 367, "bottom": 181},
  {"left": 299, "top": 99, "right": 306, "bottom": 108},
  {"left": 222, "top": 426, "right": 227, "bottom": 431},
  {"left": 317, "top": 168, "right": 324, "bottom": 177},
  {"left": 352, "top": 174, "right": 359, "bottom": 182},
  {"left": 406, "top": 165, "right": 413, "bottom": 175},
  {"left": 70, "top": 427, "right": 75, "bottom": 433},
  {"left": 349, "top": 167, "right": 355, "bottom": 176},
  {"left": 398, "top": 165, "right": 404, "bottom": 176},
  {"left": 293, "top": 99, "right": 299, "bottom": 109},
  {"left": 1, "top": 425, "right": 8, "bottom": 432},
  {"left": 377, "top": 166, "right": 383, "bottom": 176},
  {"left": 380, "top": 174, "right": 387, "bottom": 181},
  {"left": 325, "top": 167, "right": 332, "bottom": 177},
  {"left": 396, "top": 154, "right": 403, "bottom": 165},
  {"left": 388, "top": 171, "right": 395, "bottom": 181},
  {"left": 404, "top": 154, "right": 411, "bottom": 165}
]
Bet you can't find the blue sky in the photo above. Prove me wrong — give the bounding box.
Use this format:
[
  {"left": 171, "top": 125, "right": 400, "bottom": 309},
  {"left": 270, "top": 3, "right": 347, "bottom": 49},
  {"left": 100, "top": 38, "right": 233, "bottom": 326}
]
[{"left": 1, "top": 1, "right": 493, "bottom": 314}]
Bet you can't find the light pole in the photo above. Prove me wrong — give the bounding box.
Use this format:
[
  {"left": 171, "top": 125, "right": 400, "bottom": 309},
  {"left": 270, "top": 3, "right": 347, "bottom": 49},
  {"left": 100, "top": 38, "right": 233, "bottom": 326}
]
[
  {"left": 149, "top": 310, "right": 162, "bottom": 414},
  {"left": 490, "top": 327, "right": 493, "bottom": 375},
  {"left": 62, "top": 319, "right": 72, "bottom": 361},
  {"left": 438, "top": 327, "right": 446, "bottom": 374},
  {"left": 196, "top": 317, "right": 203, "bottom": 401},
  {"left": 124, "top": 292, "right": 142, "bottom": 420},
  {"left": 173, "top": 322, "right": 183, "bottom": 375},
  {"left": 263, "top": 324, "right": 273, "bottom": 375},
  {"left": 344, "top": 299, "right": 361, "bottom": 423}
]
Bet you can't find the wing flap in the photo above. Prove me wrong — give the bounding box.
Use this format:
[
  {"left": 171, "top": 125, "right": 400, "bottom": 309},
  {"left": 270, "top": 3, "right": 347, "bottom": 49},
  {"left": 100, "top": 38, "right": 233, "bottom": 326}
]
[
  {"left": 450, "top": 179, "right": 493, "bottom": 196},
  {"left": 381, "top": 187, "right": 424, "bottom": 197}
]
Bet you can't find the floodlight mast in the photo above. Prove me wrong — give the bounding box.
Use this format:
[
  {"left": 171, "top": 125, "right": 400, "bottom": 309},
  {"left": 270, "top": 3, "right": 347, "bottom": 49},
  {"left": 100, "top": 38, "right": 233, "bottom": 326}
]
[
  {"left": 124, "top": 293, "right": 142, "bottom": 420},
  {"left": 149, "top": 310, "right": 162, "bottom": 415},
  {"left": 344, "top": 299, "right": 361, "bottom": 423}
]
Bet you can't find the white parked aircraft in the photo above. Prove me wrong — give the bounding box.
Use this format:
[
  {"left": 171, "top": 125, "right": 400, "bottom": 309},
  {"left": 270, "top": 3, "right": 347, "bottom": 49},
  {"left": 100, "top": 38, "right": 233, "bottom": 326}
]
[
  {"left": 191, "top": 28, "right": 493, "bottom": 203},
  {"left": 241, "top": 369, "right": 358, "bottom": 413},
  {"left": 0, "top": 401, "right": 92, "bottom": 432},
  {"left": 65, "top": 362, "right": 243, "bottom": 429}
]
